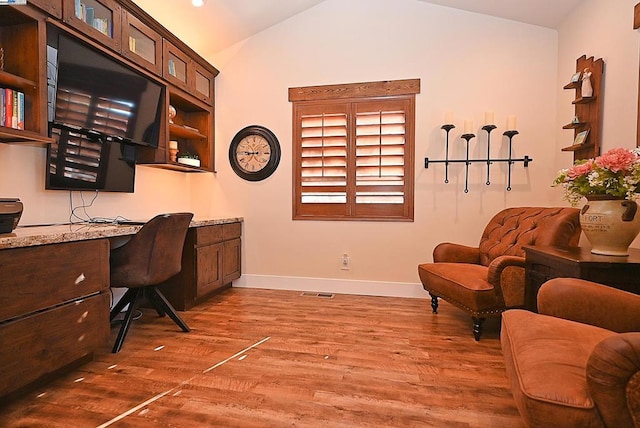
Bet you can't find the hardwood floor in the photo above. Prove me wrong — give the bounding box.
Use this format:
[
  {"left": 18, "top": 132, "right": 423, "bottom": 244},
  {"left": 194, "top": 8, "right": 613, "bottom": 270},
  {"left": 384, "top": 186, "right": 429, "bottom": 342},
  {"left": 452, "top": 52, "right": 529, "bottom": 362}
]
[{"left": 0, "top": 288, "right": 524, "bottom": 427}]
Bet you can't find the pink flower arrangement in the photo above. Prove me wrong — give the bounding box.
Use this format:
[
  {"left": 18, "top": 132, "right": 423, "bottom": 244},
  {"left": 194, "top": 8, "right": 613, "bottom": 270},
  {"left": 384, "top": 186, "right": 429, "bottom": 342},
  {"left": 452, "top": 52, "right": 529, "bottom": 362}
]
[{"left": 553, "top": 147, "right": 640, "bottom": 206}]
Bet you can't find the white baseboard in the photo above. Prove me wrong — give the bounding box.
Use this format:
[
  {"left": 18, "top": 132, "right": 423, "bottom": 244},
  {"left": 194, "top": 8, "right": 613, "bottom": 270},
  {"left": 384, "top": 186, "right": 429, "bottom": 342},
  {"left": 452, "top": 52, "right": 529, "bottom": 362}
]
[{"left": 232, "top": 274, "right": 429, "bottom": 299}]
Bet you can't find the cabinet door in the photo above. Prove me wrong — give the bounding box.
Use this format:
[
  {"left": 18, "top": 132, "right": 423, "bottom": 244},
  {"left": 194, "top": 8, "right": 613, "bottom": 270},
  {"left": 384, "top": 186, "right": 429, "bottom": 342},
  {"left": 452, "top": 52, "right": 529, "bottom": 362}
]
[
  {"left": 121, "top": 11, "right": 162, "bottom": 75},
  {"left": 163, "top": 39, "right": 192, "bottom": 92},
  {"left": 195, "top": 242, "right": 224, "bottom": 297},
  {"left": 223, "top": 238, "right": 241, "bottom": 284},
  {"left": 194, "top": 62, "right": 214, "bottom": 104},
  {"left": 62, "top": 0, "right": 122, "bottom": 51}
]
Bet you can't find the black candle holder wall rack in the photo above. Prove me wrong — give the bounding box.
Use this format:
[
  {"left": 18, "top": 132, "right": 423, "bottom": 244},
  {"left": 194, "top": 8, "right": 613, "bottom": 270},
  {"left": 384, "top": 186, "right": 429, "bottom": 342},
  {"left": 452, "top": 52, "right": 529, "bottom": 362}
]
[{"left": 424, "top": 124, "right": 533, "bottom": 193}]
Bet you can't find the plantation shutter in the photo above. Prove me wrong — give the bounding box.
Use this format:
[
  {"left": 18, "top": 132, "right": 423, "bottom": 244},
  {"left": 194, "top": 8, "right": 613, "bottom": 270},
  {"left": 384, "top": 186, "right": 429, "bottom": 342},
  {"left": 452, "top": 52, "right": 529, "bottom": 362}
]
[
  {"left": 353, "top": 99, "right": 413, "bottom": 218},
  {"left": 290, "top": 79, "right": 418, "bottom": 221},
  {"left": 295, "top": 102, "right": 350, "bottom": 218}
]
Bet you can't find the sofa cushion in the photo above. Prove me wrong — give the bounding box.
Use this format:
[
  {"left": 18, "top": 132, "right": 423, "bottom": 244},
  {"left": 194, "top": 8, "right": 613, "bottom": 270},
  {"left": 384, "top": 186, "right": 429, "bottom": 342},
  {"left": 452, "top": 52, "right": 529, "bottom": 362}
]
[
  {"left": 418, "top": 263, "right": 500, "bottom": 314},
  {"left": 501, "top": 309, "right": 615, "bottom": 428}
]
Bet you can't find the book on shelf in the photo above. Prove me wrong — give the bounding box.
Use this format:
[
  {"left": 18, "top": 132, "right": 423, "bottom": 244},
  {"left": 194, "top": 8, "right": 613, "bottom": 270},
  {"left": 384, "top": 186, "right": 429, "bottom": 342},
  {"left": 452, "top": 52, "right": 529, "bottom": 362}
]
[{"left": 0, "top": 87, "right": 25, "bottom": 130}]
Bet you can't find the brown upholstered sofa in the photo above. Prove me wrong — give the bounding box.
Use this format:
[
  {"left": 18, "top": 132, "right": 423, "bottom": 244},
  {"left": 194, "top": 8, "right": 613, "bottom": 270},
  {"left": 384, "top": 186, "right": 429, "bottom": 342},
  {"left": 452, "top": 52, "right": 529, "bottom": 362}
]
[
  {"left": 418, "top": 207, "right": 581, "bottom": 340},
  {"left": 501, "top": 278, "right": 640, "bottom": 428}
]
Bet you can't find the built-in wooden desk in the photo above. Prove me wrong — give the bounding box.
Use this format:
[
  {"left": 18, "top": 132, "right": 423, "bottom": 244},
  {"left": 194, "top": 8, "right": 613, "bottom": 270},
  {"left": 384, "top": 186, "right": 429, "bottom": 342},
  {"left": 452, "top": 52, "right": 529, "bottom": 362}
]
[
  {"left": 0, "top": 217, "right": 242, "bottom": 398},
  {"left": 524, "top": 245, "right": 640, "bottom": 311}
]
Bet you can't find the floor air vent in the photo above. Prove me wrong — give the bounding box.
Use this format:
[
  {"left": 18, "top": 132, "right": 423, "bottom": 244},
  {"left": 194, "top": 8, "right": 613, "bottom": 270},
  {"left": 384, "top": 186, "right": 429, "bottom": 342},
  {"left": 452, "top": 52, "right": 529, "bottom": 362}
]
[{"left": 300, "top": 292, "right": 335, "bottom": 298}]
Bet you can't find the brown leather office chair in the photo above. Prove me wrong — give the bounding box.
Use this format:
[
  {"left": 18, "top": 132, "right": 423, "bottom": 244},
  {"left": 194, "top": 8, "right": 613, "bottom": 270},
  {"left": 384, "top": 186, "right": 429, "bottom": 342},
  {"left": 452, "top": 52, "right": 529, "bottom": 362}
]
[
  {"left": 109, "top": 212, "right": 193, "bottom": 353},
  {"left": 418, "top": 207, "right": 581, "bottom": 340}
]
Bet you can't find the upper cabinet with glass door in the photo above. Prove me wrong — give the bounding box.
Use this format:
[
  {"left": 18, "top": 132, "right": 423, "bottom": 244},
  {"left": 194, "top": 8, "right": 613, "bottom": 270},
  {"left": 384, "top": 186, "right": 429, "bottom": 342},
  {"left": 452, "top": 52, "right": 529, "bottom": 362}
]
[
  {"left": 62, "top": 0, "right": 122, "bottom": 51},
  {"left": 121, "top": 10, "right": 162, "bottom": 75}
]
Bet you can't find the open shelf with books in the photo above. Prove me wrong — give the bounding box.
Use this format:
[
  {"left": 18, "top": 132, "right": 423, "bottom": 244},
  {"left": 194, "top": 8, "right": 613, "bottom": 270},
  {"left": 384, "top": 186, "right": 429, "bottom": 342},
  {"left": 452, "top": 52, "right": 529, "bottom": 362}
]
[{"left": 0, "top": 6, "right": 52, "bottom": 144}]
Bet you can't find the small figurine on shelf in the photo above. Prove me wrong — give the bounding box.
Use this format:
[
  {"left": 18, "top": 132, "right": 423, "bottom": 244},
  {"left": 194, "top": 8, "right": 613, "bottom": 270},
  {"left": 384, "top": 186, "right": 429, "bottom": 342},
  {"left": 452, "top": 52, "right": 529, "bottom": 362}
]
[
  {"left": 572, "top": 115, "right": 580, "bottom": 124},
  {"left": 168, "top": 105, "right": 177, "bottom": 124},
  {"left": 581, "top": 68, "right": 593, "bottom": 98}
]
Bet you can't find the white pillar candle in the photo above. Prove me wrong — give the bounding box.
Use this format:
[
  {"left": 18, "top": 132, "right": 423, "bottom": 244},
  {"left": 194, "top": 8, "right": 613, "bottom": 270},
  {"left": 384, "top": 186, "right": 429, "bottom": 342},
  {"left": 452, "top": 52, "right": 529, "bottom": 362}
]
[
  {"left": 169, "top": 140, "right": 179, "bottom": 150},
  {"left": 484, "top": 111, "right": 494, "bottom": 125},
  {"left": 506, "top": 115, "right": 517, "bottom": 130},
  {"left": 444, "top": 111, "right": 454, "bottom": 125},
  {"left": 464, "top": 120, "right": 473, "bottom": 134}
]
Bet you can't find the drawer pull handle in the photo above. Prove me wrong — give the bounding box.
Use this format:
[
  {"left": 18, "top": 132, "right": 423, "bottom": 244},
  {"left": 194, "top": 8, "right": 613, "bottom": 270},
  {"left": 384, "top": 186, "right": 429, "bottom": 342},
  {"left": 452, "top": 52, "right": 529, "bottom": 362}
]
[{"left": 75, "top": 273, "right": 86, "bottom": 285}]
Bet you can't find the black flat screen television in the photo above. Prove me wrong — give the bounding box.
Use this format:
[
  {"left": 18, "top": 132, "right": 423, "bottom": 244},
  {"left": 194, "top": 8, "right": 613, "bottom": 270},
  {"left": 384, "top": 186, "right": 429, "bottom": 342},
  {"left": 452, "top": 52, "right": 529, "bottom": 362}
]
[
  {"left": 46, "top": 123, "right": 136, "bottom": 193},
  {"left": 45, "top": 31, "right": 164, "bottom": 193},
  {"left": 47, "top": 31, "right": 164, "bottom": 148}
]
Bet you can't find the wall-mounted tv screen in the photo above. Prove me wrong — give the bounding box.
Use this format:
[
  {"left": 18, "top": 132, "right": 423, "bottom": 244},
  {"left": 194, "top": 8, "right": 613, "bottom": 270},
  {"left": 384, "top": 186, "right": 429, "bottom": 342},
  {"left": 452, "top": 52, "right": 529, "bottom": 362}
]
[
  {"left": 47, "top": 31, "right": 164, "bottom": 148},
  {"left": 46, "top": 124, "right": 136, "bottom": 193}
]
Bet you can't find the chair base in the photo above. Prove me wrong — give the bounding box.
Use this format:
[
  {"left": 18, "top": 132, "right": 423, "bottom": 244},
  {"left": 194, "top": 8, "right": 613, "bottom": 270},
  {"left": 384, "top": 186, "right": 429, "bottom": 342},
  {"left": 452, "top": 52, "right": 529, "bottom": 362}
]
[{"left": 109, "top": 286, "right": 190, "bottom": 353}]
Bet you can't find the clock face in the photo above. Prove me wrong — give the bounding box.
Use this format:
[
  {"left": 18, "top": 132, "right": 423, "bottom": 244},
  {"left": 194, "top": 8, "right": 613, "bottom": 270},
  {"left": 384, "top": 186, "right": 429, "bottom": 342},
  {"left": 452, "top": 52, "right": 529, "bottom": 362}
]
[
  {"left": 229, "top": 125, "right": 281, "bottom": 181},
  {"left": 235, "top": 135, "right": 271, "bottom": 173}
]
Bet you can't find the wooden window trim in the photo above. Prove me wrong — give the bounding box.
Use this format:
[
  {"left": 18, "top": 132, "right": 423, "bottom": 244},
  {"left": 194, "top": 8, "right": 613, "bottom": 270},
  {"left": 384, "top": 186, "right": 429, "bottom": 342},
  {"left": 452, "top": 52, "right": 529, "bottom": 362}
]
[{"left": 290, "top": 79, "right": 419, "bottom": 222}]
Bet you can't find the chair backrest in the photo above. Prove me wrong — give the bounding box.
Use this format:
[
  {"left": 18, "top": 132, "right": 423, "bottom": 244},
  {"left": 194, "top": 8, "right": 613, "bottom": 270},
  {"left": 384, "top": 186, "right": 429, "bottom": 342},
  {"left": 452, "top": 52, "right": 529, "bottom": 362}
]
[
  {"left": 110, "top": 212, "right": 194, "bottom": 287},
  {"left": 478, "top": 207, "right": 580, "bottom": 266}
]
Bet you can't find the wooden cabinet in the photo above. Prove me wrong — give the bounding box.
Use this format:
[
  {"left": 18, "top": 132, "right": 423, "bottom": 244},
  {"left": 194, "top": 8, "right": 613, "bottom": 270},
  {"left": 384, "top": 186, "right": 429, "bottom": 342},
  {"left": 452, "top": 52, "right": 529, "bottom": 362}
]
[
  {"left": 158, "top": 222, "right": 242, "bottom": 311},
  {"left": 121, "top": 10, "right": 162, "bottom": 75},
  {"left": 0, "top": 6, "right": 52, "bottom": 144},
  {"left": 27, "top": 0, "right": 63, "bottom": 19},
  {"left": 561, "top": 55, "right": 604, "bottom": 161},
  {"left": 62, "top": 0, "right": 122, "bottom": 51},
  {"left": 524, "top": 245, "right": 640, "bottom": 312},
  {"left": 0, "top": 239, "right": 110, "bottom": 398},
  {"left": 2, "top": 0, "right": 219, "bottom": 173}
]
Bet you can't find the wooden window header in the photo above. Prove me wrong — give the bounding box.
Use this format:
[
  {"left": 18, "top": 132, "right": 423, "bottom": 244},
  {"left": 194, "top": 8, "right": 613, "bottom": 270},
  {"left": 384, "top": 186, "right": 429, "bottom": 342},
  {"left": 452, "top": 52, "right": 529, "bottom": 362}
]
[{"left": 288, "top": 79, "right": 420, "bottom": 102}]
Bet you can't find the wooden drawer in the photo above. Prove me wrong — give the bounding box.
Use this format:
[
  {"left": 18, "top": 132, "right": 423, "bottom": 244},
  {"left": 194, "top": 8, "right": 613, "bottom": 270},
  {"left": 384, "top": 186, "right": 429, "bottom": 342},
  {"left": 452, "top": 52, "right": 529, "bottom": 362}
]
[
  {"left": 0, "top": 292, "right": 109, "bottom": 397},
  {"left": 0, "top": 239, "right": 109, "bottom": 323},
  {"left": 194, "top": 225, "right": 223, "bottom": 246},
  {"left": 223, "top": 222, "right": 242, "bottom": 240}
]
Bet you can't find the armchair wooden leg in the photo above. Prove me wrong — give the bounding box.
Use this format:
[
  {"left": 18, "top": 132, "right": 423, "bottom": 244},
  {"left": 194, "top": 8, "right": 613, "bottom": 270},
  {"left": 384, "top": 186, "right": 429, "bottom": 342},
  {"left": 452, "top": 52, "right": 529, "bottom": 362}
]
[
  {"left": 430, "top": 295, "right": 439, "bottom": 314},
  {"left": 472, "top": 317, "right": 486, "bottom": 341}
]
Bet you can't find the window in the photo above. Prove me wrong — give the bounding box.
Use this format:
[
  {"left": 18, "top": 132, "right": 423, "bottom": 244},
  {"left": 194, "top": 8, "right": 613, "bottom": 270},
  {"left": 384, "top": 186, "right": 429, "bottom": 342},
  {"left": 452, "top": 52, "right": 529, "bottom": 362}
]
[{"left": 289, "top": 79, "right": 419, "bottom": 221}]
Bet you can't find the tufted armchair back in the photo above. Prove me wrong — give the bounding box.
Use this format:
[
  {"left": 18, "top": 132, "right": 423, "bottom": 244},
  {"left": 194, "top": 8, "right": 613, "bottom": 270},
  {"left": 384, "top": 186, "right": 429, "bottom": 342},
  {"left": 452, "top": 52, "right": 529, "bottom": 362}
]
[{"left": 478, "top": 207, "right": 581, "bottom": 266}]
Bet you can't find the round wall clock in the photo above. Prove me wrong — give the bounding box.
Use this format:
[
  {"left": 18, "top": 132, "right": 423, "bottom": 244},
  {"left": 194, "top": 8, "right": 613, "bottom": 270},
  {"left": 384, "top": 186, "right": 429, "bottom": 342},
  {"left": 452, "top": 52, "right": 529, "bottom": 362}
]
[{"left": 229, "top": 125, "right": 281, "bottom": 181}]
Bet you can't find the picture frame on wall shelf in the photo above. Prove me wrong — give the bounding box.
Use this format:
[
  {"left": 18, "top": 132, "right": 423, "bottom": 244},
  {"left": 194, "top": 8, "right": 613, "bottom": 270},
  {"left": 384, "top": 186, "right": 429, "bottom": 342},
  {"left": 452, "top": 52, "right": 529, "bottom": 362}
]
[
  {"left": 570, "top": 71, "right": 582, "bottom": 83},
  {"left": 574, "top": 129, "right": 590, "bottom": 146}
]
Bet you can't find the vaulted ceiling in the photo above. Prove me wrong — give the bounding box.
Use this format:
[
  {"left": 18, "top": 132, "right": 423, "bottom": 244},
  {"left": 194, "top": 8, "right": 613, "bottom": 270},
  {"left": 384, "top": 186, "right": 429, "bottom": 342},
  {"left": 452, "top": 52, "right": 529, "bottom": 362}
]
[{"left": 132, "top": 0, "right": 584, "bottom": 58}]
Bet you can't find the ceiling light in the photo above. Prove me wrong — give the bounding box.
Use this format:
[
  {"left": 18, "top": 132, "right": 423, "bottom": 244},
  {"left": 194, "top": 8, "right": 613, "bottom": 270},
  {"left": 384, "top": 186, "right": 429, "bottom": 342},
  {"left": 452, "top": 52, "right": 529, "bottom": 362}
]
[{"left": 192, "top": 0, "right": 205, "bottom": 7}]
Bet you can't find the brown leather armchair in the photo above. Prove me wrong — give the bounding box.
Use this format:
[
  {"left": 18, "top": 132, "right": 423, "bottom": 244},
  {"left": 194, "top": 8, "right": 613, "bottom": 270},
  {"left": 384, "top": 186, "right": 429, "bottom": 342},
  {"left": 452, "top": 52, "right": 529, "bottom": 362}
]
[
  {"left": 418, "top": 207, "right": 580, "bottom": 340},
  {"left": 501, "top": 278, "right": 640, "bottom": 428}
]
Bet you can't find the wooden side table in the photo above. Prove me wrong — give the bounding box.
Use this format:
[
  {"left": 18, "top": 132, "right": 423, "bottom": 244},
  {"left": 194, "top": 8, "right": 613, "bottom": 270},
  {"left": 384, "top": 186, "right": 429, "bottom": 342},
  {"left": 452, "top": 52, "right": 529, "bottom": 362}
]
[{"left": 524, "top": 246, "right": 640, "bottom": 311}]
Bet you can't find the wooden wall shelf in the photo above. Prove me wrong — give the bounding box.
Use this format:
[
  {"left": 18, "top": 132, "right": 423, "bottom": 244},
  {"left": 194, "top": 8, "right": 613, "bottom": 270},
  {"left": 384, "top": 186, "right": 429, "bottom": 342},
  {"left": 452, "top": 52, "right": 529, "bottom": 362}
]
[{"left": 561, "top": 55, "right": 604, "bottom": 161}]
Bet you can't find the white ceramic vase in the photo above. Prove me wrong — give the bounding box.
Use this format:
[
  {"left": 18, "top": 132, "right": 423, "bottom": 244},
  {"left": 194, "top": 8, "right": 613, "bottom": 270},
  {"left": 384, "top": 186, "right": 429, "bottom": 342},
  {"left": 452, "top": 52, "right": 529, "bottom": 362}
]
[{"left": 580, "top": 196, "right": 640, "bottom": 256}]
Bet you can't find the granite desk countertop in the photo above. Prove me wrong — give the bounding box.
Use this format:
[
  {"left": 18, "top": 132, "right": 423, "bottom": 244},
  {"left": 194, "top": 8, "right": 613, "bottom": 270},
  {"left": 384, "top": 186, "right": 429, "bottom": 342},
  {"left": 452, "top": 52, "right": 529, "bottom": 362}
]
[{"left": 0, "top": 217, "right": 244, "bottom": 250}]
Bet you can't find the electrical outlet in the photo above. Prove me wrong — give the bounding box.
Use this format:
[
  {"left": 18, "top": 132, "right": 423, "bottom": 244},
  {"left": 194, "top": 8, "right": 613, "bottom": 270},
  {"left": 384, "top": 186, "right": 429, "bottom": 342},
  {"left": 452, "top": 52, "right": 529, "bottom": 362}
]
[{"left": 341, "top": 253, "right": 350, "bottom": 270}]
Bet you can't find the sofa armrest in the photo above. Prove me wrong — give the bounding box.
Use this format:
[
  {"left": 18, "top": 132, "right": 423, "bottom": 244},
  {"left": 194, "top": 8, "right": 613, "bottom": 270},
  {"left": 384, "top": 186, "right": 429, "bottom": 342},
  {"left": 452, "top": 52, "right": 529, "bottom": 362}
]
[
  {"left": 538, "top": 278, "right": 640, "bottom": 332},
  {"left": 487, "top": 255, "right": 525, "bottom": 287},
  {"left": 487, "top": 256, "right": 526, "bottom": 307},
  {"left": 587, "top": 333, "right": 640, "bottom": 428},
  {"left": 433, "top": 242, "right": 481, "bottom": 264}
]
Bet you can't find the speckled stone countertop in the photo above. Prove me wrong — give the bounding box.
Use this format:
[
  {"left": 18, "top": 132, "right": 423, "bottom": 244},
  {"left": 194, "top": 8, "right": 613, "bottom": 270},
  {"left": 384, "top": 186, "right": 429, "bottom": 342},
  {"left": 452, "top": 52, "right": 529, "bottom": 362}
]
[{"left": 0, "top": 217, "right": 243, "bottom": 250}]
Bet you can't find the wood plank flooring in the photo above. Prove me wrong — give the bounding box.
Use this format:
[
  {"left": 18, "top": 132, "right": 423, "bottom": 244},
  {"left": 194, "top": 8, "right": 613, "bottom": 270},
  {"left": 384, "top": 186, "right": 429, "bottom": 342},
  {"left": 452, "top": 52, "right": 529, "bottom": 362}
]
[{"left": 0, "top": 288, "right": 524, "bottom": 427}]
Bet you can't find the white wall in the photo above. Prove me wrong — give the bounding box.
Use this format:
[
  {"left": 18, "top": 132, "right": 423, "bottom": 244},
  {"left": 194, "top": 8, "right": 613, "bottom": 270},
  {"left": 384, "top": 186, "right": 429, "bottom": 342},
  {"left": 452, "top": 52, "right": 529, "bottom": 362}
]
[
  {"left": 555, "top": 0, "right": 640, "bottom": 249},
  {"left": 556, "top": 0, "right": 639, "bottom": 158},
  {"left": 4, "top": 0, "right": 638, "bottom": 297},
  {"left": 208, "top": 0, "right": 561, "bottom": 295}
]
